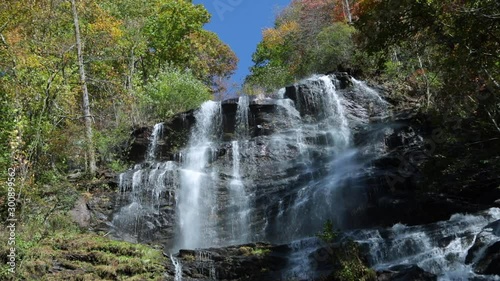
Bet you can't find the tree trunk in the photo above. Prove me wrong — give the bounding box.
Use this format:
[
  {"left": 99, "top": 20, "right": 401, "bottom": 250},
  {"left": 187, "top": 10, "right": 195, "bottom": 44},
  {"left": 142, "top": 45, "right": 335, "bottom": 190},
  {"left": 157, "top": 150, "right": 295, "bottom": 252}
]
[
  {"left": 343, "top": 0, "right": 352, "bottom": 23},
  {"left": 126, "top": 47, "right": 135, "bottom": 95},
  {"left": 417, "top": 54, "right": 431, "bottom": 108},
  {"left": 71, "top": 0, "right": 97, "bottom": 175}
]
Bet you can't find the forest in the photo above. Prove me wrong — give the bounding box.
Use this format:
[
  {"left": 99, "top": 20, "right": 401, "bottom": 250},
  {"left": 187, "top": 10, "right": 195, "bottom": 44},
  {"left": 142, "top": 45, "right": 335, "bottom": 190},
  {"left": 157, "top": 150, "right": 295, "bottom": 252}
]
[{"left": 0, "top": 0, "right": 499, "bottom": 280}]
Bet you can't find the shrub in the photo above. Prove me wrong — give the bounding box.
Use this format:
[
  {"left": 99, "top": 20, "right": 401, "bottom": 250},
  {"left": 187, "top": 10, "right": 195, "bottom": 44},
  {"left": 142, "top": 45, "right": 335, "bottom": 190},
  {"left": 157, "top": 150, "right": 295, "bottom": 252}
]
[{"left": 139, "top": 66, "right": 212, "bottom": 121}]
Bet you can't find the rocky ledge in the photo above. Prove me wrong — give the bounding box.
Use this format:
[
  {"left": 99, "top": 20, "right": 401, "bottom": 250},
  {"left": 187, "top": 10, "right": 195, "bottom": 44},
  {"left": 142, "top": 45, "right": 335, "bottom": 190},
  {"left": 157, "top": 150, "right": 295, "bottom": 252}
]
[{"left": 165, "top": 243, "right": 288, "bottom": 281}]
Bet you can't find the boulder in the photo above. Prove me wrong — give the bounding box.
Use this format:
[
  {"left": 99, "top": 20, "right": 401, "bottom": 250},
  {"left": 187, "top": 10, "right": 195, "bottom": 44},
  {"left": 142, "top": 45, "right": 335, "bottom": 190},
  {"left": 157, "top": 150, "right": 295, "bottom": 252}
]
[{"left": 70, "top": 197, "right": 91, "bottom": 228}]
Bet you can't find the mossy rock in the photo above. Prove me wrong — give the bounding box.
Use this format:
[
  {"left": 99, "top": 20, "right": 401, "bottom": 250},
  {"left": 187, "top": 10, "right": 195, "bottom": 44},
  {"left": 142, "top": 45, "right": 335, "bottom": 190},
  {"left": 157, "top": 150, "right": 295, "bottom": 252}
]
[{"left": 0, "top": 230, "right": 167, "bottom": 280}]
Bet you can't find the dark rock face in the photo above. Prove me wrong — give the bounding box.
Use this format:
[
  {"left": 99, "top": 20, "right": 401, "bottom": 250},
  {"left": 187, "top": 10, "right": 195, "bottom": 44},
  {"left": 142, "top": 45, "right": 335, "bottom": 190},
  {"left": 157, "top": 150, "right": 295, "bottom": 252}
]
[
  {"left": 376, "top": 265, "right": 437, "bottom": 281},
  {"left": 466, "top": 219, "right": 500, "bottom": 276},
  {"left": 85, "top": 73, "right": 500, "bottom": 280},
  {"left": 165, "top": 243, "right": 289, "bottom": 281},
  {"left": 127, "top": 100, "right": 285, "bottom": 164},
  {"left": 128, "top": 111, "right": 196, "bottom": 163},
  {"left": 347, "top": 110, "right": 499, "bottom": 228},
  {"left": 475, "top": 241, "right": 500, "bottom": 275}
]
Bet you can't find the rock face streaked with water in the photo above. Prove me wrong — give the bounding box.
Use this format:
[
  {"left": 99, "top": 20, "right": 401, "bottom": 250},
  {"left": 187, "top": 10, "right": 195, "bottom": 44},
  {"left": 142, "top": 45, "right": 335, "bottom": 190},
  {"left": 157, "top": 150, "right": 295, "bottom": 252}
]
[{"left": 100, "top": 73, "right": 500, "bottom": 281}]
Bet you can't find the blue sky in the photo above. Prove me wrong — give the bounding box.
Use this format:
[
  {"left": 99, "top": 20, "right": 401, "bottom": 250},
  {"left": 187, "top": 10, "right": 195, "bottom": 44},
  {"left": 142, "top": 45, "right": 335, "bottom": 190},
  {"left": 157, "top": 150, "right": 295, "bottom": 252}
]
[{"left": 193, "top": 0, "right": 291, "bottom": 88}]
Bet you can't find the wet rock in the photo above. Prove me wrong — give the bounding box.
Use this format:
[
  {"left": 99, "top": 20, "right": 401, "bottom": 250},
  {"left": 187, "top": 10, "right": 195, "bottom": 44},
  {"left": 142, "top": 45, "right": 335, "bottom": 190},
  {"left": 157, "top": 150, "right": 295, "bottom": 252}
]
[
  {"left": 376, "top": 264, "right": 437, "bottom": 281},
  {"left": 335, "top": 72, "right": 353, "bottom": 89},
  {"left": 474, "top": 241, "right": 500, "bottom": 275},
  {"left": 128, "top": 126, "right": 151, "bottom": 163},
  {"left": 166, "top": 243, "right": 289, "bottom": 281},
  {"left": 128, "top": 111, "right": 195, "bottom": 163},
  {"left": 466, "top": 219, "right": 500, "bottom": 275},
  {"left": 107, "top": 73, "right": 500, "bottom": 280}
]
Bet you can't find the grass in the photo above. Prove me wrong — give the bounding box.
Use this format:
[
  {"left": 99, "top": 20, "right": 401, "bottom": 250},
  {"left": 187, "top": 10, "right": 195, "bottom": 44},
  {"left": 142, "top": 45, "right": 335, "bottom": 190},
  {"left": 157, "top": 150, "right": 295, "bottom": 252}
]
[
  {"left": 0, "top": 190, "right": 166, "bottom": 281},
  {"left": 0, "top": 229, "right": 167, "bottom": 280}
]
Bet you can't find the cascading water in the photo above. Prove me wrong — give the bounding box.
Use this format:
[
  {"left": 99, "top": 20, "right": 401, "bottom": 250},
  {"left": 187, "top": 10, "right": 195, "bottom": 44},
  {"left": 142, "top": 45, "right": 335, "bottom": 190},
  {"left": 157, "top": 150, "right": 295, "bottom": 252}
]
[
  {"left": 318, "top": 75, "right": 350, "bottom": 149},
  {"left": 147, "top": 123, "right": 163, "bottom": 162},
  {"left": 170, "top": 255, "right": 182, "bottom": 281},
  {"left": 112, "top": 160, "right": 178, "bottom": 243},
  {"left": 227, "top": 141, "right": 250, "bottom": 244},
  {"left": 226, "top": 95, "right": 251, "bottom": 243},
  {"left": 112, "top": 73, "right": 388, "bottom": 244},
  {"left": 235, "top": 95, "right": 250, "bottom": 137},
  {"left": 108, "top": 73, "right": 500, "bottom": 280},
  {"left": 176, "top": 101, "right": 222, "bottom": 250},
  {"left": 352, "top": 208, "right": 500, "bottom": 280}
]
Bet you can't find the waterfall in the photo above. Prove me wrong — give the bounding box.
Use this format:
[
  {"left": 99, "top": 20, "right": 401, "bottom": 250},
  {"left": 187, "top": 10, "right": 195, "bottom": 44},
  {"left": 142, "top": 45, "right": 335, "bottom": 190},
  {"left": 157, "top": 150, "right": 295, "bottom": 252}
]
[
  {"left": 352, "top": 208, "right": 500, "bottom": 280},
  {"left": 228, "top": 140, "right": 250, "bottom": 243},
  {"left": 113, "top": 74, "right": 388, "bottom": 246},
  {"left": 225, "top": 96, "right": 252, "bottom": 243},
  {"left": 176, "top": 101, "right": 222, "bottom": 250},
  {"left": 319, "top": 76, "right": 350, "bottom": 149},
  {"left": 170, "top": 255, "right": 182, "bottom": 281},
  {"left": 112, "top": 74, "right": 388, "bottom": 244},
  {"left": 276, "top": 97, "right": 306, "bottom": 154},
  {"left": 351, "top": 78, "right": 386, "bottom": 104},
  {"left": 197, "top": 251, "right": 217, "bottom": 280},
  {"left": 147, "top": 123, "right": 163, "bottom": 161},
  {"left": 112, "top": 73, "right": 403, "bottom": 274},
  {"left": 107, "top": 73, "right": 500, "bottom": 280},
  {"left": 112, "top": 127, "right": 177, "bottom": 243},
  {"left": 284, "top": 237, "right": 322, "bottom": 280},
  {"left": 112, "top": 161, "right": 177, "bottom": 242},
  {"left": 235, "top": 95, "right": 249, "bottom": 137}
]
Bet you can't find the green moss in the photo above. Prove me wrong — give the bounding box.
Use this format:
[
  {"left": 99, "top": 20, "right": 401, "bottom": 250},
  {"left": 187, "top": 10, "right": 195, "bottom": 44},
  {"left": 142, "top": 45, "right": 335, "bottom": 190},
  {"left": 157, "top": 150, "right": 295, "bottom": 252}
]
[
  {"left": 238, "top": 246, "right": 252, "bottom": 256},
  {"left": 238, "top": 245, "right": 271, "bottom": 256},
  {"left": 182, "top": 253, "right": 196, "bottom": 262},
  {"left": 0, "top": 214, "right": 166, "bottom": 280},
  {"left": 315, "top": 220, "right": 376, "bottom": 281},
  {"left": 251, "top": 248, "right": 271, "bottom": 256}
]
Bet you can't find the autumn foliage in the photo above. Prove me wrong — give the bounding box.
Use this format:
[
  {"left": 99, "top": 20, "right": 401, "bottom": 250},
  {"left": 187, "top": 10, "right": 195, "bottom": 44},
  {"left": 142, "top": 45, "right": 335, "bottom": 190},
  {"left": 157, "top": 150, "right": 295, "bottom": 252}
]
[
  {"left": 245, "top": 0, "right": 358, "bottom": 92},
  {"left": 0, "top": 0, "right": 237, "bottom": 182}
]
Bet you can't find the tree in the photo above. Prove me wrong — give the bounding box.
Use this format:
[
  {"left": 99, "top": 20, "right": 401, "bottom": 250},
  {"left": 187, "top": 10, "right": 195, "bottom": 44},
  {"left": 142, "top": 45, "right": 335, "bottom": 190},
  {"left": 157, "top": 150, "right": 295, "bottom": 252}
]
[
  {"left": 307, "top": 22, "right": 356, "bottom": 73},
  {"left": 71, "top": 0, "right": 97, "bottom": 175},
  {"left": 0, "top": 0, "right": 239, "bottom": 183},
  {"left": 186, "top": 30, "right": 238, "bottom": 93},
  {"left": 356, "top": 0, "right": 500, "bottom": 132},
  {"left": 245, "top": 0, "right": 361, "bottom": 91},
  {"left": 144, "top": 0, "right": 210, "bottom": 77}
]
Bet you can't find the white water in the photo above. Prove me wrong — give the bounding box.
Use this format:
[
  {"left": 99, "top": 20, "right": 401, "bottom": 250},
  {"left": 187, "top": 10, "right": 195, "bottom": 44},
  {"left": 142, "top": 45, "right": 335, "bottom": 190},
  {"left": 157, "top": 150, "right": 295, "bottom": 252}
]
[
  {"left": 170, "top": 255, "right": 183, "bottom": 281},
  {"left": 319, "top": 76, "right": 350, "bottom": 149},
  {"left": 112, "top": 74, "right": 498, "bottom": 280},
  {"left": 284, "top": 237, "right": 323, "bottom": 280},
  {"left": 352, "top": 78, "right": 387, "bottom": 104},
  {"left": 271, "top": 75, "right": 358, "bottom": 243},
  {"left": 277, "top": 97, "right": 307, "bottom": 155},
  {"left": 225, "top": 96, "right": 252, "bottom": 243},
  {"left": 176, "top": 101, "right": 222, "bottom": 250},
  {"left": 353, "top": 208, "right": 500, "bottom": 280},
  {"left": 197, "top": 251, "right": 217, "bottom": 280},
  {"left": 235, "top": 95, "right": 250, "bottom": 137},
  {"left": 112, "top": 161, "right": 178, "bottom": 242},
  {"left": 147, "top": 123, "right": 163, "bottom": 161},
  {"left": 228, "top": 140, "right": 250, "bottom": 243}
]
